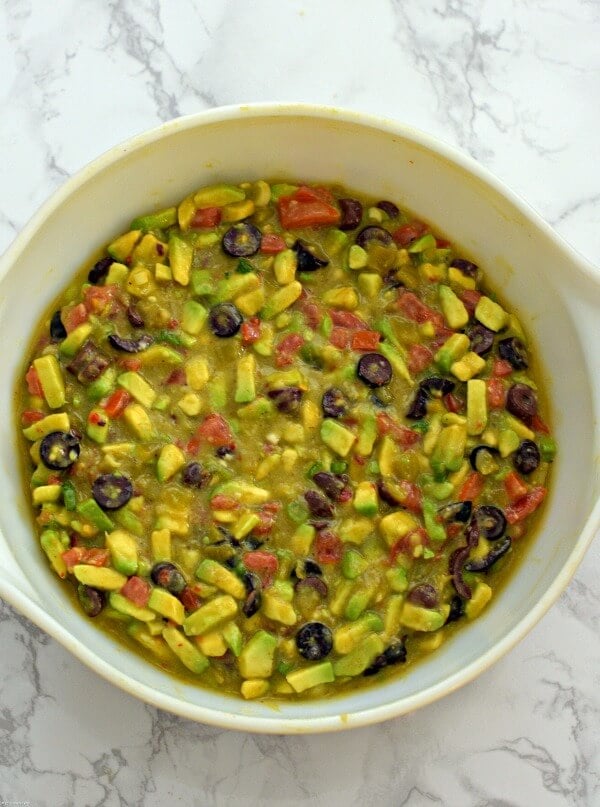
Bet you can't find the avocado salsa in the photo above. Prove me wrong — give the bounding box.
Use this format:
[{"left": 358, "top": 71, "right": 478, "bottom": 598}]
[{"left": 17, "top": 179, "right": 556, "bottom": 700}]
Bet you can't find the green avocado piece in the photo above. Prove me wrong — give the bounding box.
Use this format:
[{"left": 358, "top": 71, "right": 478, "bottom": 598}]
[
  {"left": 399, "top": 601, "right": 446, "bottom": 632},
  {"left": 234, "top": 354, "right": 256, "bottom": 404},
  {"left": 86, "top": 368, "right": 117, "bottom": 402},
  {"left": 195, "top": 559, "right": 246, "bottom": 599},
  {"left": 169, "top": 234, "right": 193, "bottom": 286},
  {"left": 73, "top": 565, "right": 127, "bottom": 590},
  {"left": 106, "top": 529, "right": 138, "bottom": 575},
  {"left": 320, "top": 419, "right": 357, "bottom": 457},
  {"left": 238, "top": 630, "right": 278, "bottom": 679},
  {"left": 117, "top": 371, "right": 156, "bottom": 408},
  {"left": 182, "top": 300, "right": 208, "bottom": 335},
  {"left": 148, "top": 588, "right": 185, "bottom": 625},
  {"left": 76, "top": 498, "right": 115, "bottom": 531},
  {"left": 430, "top": 424, "right": 467, "bottom": 479},
  {"left": 193, "top": 183, "right": 245, "bottom": 208},
  {"left": 333, "top": 634, "right": 384, "bottom": 677},
  {"left": 86, "top": 408, "right": 110, "bottom": 444},
  {"left": 107, "top": 230, "right": 141, "bottom": 262},
  {"left": 33, "top": 355, "right": 65, "bottom": 409},
  {"left": 108, "top": 591, "right": 155, "bottom": 621},
  {"left": 221, "top": 622, "right": 243, "bottom": 657},
  {"left": 162, "top": 625, "right": 209, "bottom": 674},
  {"left": 59, "top": 323, "right": 93, "bottom": 358},
  {"left": 286, "top": 661, "right": 335, "bottom": 693},
  {"left": 353, "top": 481, "right": 379, "bottom": 517},
  {"left": 434, "top": 332, "right": 470, "bottom": 374},
  {"left": 182, "top": 595, "right": 238, "bottom": 636},
  {"left": 156, "top": 444, "right": 186, "bottom": 482},
  {"left": 131, "top": 233, "right": 168, "bottom": 265},
  {"left": 131, "top": 206, "right": 177, "bottom": 232},
  {"left": 40, "top": 529, "right": 69, "bottom": 578}
]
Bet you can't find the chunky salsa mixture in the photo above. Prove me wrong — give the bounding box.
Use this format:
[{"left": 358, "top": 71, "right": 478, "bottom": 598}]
[{"left": 17, "top": 180, "right": 556, "bottom": 700}]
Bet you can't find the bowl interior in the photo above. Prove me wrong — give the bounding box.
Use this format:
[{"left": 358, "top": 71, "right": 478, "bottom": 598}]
[{"left": 0, "top": 108, "right": 597, "bottom": 729}]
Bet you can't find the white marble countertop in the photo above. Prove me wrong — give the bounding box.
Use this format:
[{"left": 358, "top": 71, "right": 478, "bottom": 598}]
[{"left": 1, "top": 1, "right": 600, "bottom": 805}]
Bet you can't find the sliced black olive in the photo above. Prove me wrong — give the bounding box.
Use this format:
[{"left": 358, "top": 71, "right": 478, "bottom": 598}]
[
  {"left": 406, "top": 387, "right": 429, "bottom": 419},
  {"left": 39, "top": 431, "right": 80, "bottom": 470},
  {"left": 450, "top": 258, "right": 478, "bottom": 278},
  {"left": 321, "top": 387, "right": 348, "bottom": 418},
  {"left": 49, "top": 310, "right": 67, "bottom": 341},
  {"left": 467, "top": 323, "right": 495, "bottom": 356},
  {"left": 151, "top": 561, "right": 186, "bottom": 595},
  {"left": 242, "top": 572, "right": 262, "bottom": 617},
  {"left": 357, "top": 353, "right": 392, "bottom": 387},
  {"left": 292, "top": 239, "right": 329, "bottom": 271},
  {"left": 338, "top": 198, "right": 363, "bottom": 230},
  {"left": 267, "top": 386, "right": 303, "bottom": 414},
  {"left": 371, "top": 387, "right": 393, "bottom": 408},
  {"left": 465, "top": 516, "right": 480, "bottom": 548},
  {"left": 295, "top": 622, "right": 333, "bottom": 661},
  {"left": 356, "top": 226, "right": 393, "bottom": 248},
  {"left": 438, "top": 500, "right": 472, "bottom": 524},
  {"left": 498, "top": 337, "right": 528, "bottom": 370},
  {"left": 469, "top": 445, "right": 500, "bottom": 475},
  {"left": 513, "top": 440, "right": 541, "bottom": 475},
  {"left": 445, "top": 595, "right": 465, "bottom": 624},
  {"left": 304, "top": 559, "right": 323, "bottom": 577},
  {"left": 92, "top": 473, "right": 133, "bottom": 511},
  {"left": 182, "top": 461, "right": 211, "bottom": 488},
  {"left": 209, "top": 303, "right": 243, "bottom": 337},
  {"left": 108, "top": 333, "right": 153, "bottom": 353},
  {"left": 407, "top": 583, "right": 438, "bottom": 608},
  {"left": 377, "top": 478, "right": 407, "bottom": 507},
  {"left": 313, "top": 471, "right": 349, "bottom": 502},
  {"left": 126, "top": 305, "right": 145, "bottom": 328},
  {"left": 222, "top": 223, "right": 262, "bottom": 257},
  {"left": 292, "top": 558, "right": 323, "bottom": 579},
  {"left": 87, "top": 256, "right": 113, "bottom": 284},
  {"left": 364, "top": 639, "right": 407, "bottom": 676},
  {"left": 240, "top": 536, "right": 263, "bottom": 551},
  {"left": 304, "top": 490, "right": 335, "bottom": 520},
  {"left": 376, "top": 200, "right": 400, "bottom": 218},
  {"left": 77, "top": 584, "right": 105, "bottom": 617},
  {"left": 473, "top": 505, "right": 507, "bottom": 541},
  {"left": 465, "top": 536, "right": 512, "bottom": 572},
  {"left": 420, "top": 376, "right": 455, "bottom": 396},
  {"left": 506, "top": 383, "right": 538, "bottom": 422},
  {"left": 449, "top": 546, "right": 472, "bottom": 599},
  {"left": 294, "top": 576, "right": 328, "bottom": 598},
  {"left": 67, "top": 339, "right": 110, "bottom": 383}
]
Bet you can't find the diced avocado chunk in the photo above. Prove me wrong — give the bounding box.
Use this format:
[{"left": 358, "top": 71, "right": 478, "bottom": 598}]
[
  {"left": 131, "top": 233, "right": 168, "bottom": 265},
  {"left": 107, "top": 230, "right": 141, "bottom": 262},
  {"left": 86, "top": 368, "right": 117, "bottom": 402},
  {"left": 262, "top": 590, "right": 297, "bottom": 625},
  {"left": 399, "top": 601, "right": 445, "bottom": 632},
  {"left": 76, "top": 498, "right": 115, "bottom": 531},
  {"left": 108, "top": 591, "right": 155, "bottom": 621},
  {"left": 261, "top": 280, "right": 302, "bottom": 319},
  {"left": 221, "top": 622, "right": 243, "bottom": 657},
  {"left": 238, "top": 630, "right": 278, "bottom": 679},
  {"left": 465, "top": 581, "right": 493, "bottom": 619},
  {"left": 182, "top": 300, "right": 208, "bottom": 335},
  {"left": 131, "top": 206, "right": 177, "bottom": 232},
  {"left": 241, "top": 679, "right": 270, "bottom": 699},
  {"left": 357, "top": 273, "right": 383, "bottom": 298},
  {"left": 234, "top": 354, "right": 256, "bottom": 403},
  {"left": 151, "top": 528, "right": 171, "bottom": 561},
  {"left": 539, "top": 435, "right": 557, "bottom": 462},
  {"left": 148, "top": 587, "right": 185, "bottom": 624},
  {"left": 169, "top": 234, "right": 193, "bottom": 287},
  {"left": 286, "top": 661, "right": 335, "bottom": 693},
  {"left": 430, "top": 424, "right": 467, "bottom": 479},
  {"left": 344, "top": 588, "right": 373, "bottom": 620},
  {"left": 467, "top": 378, "right": 488, "bottom": 435},
  {"left": 123, "top": 403, "right": 155, "bottom": 441},
  {"left": 183, "top": 595, "right": 238, "bottom": 636},
  {"left": 215, "top": 480, "right": 270, "bottom": 505},
  {"left": 196, "top": 630, "right": 228, "bottom": 657},
  {"left": 355, "top": 414, "right": 377, "bottom": 456},
  {"left": 451, "top": 351, "right": 486, "bottom": 381},
  {"left": 274, "top": 249, "right": 297, "bottom": 285},
  {"left": 439, "top": 285, "right": 469, "bottom": 329},
  {"left": 339, "top": 517, "right": 373, "bottom": 545},
  {"left": 193, "top": 183, "right": 245, "bottom": 208},
  {"left": 379, "top": 511, "right": 418, "bottom": 547},
  {"left": 195, "top": 559, "right": 246, "bottom": 599},
  {"left": 216, "top": 272, "right": 260, "bottom": 302},
  {"left": 106, "top": 262, "right": 129, "bottom": 285},
  {"left": 86, "top": 408, "right": 110, "bottom": 444},
  {"left": 33, "top": 355, "right": 65, "bottom": 409},
  {"left": 320, "top": 419, "right": 356, "bottom": 457},
  {"left": 386, "top": 565, "right": 409, "bottom": 593},
  {"left": 475, "top": 296, "right": 508, "bottom": 332},
  {"left": 73, "top": 565, "right": 127, "bottom": 590},
  {"left": 106, "top": 529, "right": 138, "bottom": 575},
  {"left": 422, "top": 497, "right": 446, "bottom": 542},
  {"left": 378, "top": 342, "right": 412, "bottom": 383},
  {"left": 341, "top": 548, "right": 367, "bottom": 580},
  {"left": 407, "top": 233, "right": 436, "bottom": 253},
  {"left": 290, "top": 523, "right": 315, "bottom": 555},
  {"left": 353, "top": 481, "right": 379, "bottom": 517},
  {"left": 114, "top": 507, "right": 144, "bottom": 537},
  {"left": 434, "top": 332, "right": 470, "bottom": 373},
  {"left": 157, "top": 444, "right": 186, "bottom": 482},
  {"left": 40, "top": 529, "right": 69, "bottom": 578},
  {"left": 118, "top": 372, "right": 156, "bottom": 408},
  {"left": 59, "top": 323, "right": 93, "bottom": 358},
  {"left": 162, "top": 625, "right": 209, "bottom": 674},
  {"left": 333, "top": 634, "right": 384, "bottom": 677},
  {"left": 23, "top": 412, "right": 70, "bottom": 441},
  {"left": 333, "top": 612, "right": 383, "bottom": 654}
]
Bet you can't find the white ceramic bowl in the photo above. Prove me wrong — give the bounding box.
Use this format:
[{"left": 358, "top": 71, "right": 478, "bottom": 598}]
[{"left": 1, "top": 104, "right": 599, "bottom": 734}]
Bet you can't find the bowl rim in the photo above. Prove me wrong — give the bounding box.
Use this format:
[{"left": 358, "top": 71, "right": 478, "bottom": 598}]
[{"left": 1, "top": 101, "right": 599, "bottom": 734}]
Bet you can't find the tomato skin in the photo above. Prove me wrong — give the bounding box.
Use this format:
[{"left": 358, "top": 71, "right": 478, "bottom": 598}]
[
  {"left": 179, "top": 586, "right": 201, "bottom": 612},
  {"left": 260, "top": 233, "right": 287, "bottom": 254},
  {"left": 25, "top": 365, "right": 43, "bottom": 396},
  {"left": 300, "top": 300, "right": 322, "bottom": 330},
  {"left": 531, "top": 413, "right": 550, "bottom": 434},
  {"left": 376, "top": 412, "right": 420, "bottom": 448},
  {"left": 119, "top": 357, "right": 142, "bottom": 371},
  {"left": 190, "top": 207, "right": 221, "bottom": 228},
  {"left": 329, "top": 326, "right": 352, "bottom": 349},
  {"left": 83, "top": 284, "right": 118, "bottom": 314},
  {"left": 165, "top": 368, "right": 187, "bottom": 385},
  {"left": 408, "top": 343, "right": 433, "bottom": 374},
  {"left": 278, "top": 189, "right": 340, "bottom": 229},
  {"left": 493, "top": 359, "right": 513, "bottom": 377},
  {"left": 460, "top": 290, "right": 482, "bottom": 317},
  {"left": 458, "top": 472, "right": 484, "bottom": 502},
  {"left": 121, "top": 575, "right": 151, "bottom": 607},
  {"left": 351, "top": 330, "right": 381, "bottom": 352},
  {"left": 192, "top": 413, "right": 235, "bottom": 448},
  {"left": 103, "top": 389, "right": 131, "bottom": 418},
  {"left": 487, "top": 377, "right": 506, "bottom": 409},
  {"left": 62, "top": 547, "right": 109, "bottom": 571},
  {"left": 392, "top": 221, "right": 427, "bottom": 246},
  {"left": 329, "top": 310, "right": 367, "bottom": 329},
  {"left": 398, "top": 291, "right": 445, "bottom": 333},
  {"left": 293, "top": 185, "right": 334, "bottom": 204},
  {"left": 443, "top": 392, "right": 463, "bottom": 413},
  {"left": 241, "top": 317, "right": 261, "bottom": 344},
  {"left": 504, "top": 471, "right": 528, "bottom": 502},
  {"left": 21, "top": 410, "right": 45, "bottom": 426},
  {"left": 314, "top": 530, "right": 343, "bottom": 564},
  {"left": 389, "top": 527, "right": 427, "bottom": 564},
  {"left": 210, "top": 494, "right": 239, "bottom": 511},
  {"left": 505, "top": 486, "right": 547, "bottom": 524},
  {"left": 275, "top": 333, "right": 305, "bottom": 367},
  {"left": 62, "top": 302, "right": 89, "bottom": 332},
  {"left": 243, "top": 550, "right": 278, "bottom": 586}
]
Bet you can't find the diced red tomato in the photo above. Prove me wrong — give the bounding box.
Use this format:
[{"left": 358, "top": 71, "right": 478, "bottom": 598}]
[
  {"left": 396, "top": 480, "right": 422, "bottom": 513},
  {"left": 62, "top": 547, "right": 109, "bottom": 571},
  {"left": 243, "top": 550, "right": 278, "bottom": 586},
  {"left": 329, "top": 310, "right": 367, "bottom": 329},
  {"left": 389, "top": 527, "right": 427, "bottom": 564},
  {"left": 21, "top": 410, "right": 45, "bottom": 426},
  {"left": 408, "top": 343, "right": 433, "bottom": 374},
  {"left": 241, "top": 317, "right": 262, "bottom": 344},
  {"left": 119, "top": 357, "right": 142, "bottom": 371},
  {"left": 253, "top": 503, "right": 281, "bottom": 536},
  {"left": 329, "top": 326, "right": 352, "bottom": 349},
  {"left": 88, "top": 410, "right": 105, "bottom": 426},
  {"left": 62, "top": 303, "right": 89, "bottom": 332},
  {"left": 376, "top": 412, "right": 420, "bottom": 448},
  {"left": 165, "top": 368, "right": 187, "bottom": 385},
  {"left": 83, "top": 284, "right": 118, "bottom": 315},
  {"left": 504, "top": 471, "right": 528, "bottom": 502},
  {"left": 505, "top": 486, "right": 547, "bottom": 524},
  {"left": 531, "top": 414, "right": 550, "bottom": 434},
  {"left": 188, "top": 413, "right": 235, "bottom": 453},
  {"left": 493, "top": 359, "right": 513, "bottom": 377},
  {"left": 190, "top": 207, "right": 221, "bottom": 228},
  {"left": 275, "top": 333, "right": 305, "bottom": 367},
  {"left": 210, "top": 494, "right": 239, "bottom": 511},
  {"left": 397, "top": 290, "right": 445, "bottom": 334},
  {"left": 120, "top": 575, "right": 151, "bottom": 607},
  {"left": 278, "top": 188, "right": 340, "bottom": 229},
  {"left": 25, "top": 365, "right": 43, "bottom": 396},
  {"left": 487, "top": 377, "right": 506, "bottom": 409},
  {"left": 351, "top": 330, "right": 381, "bottom": 352},
  {"left": 436, "top": 238, "right": 451, "bottom": 248},
  {"left": 392, "top": 221, "right": 427, "bottom": 246},
  {"left": 443, "top": 392, "right": 463, "bottom": 414},
  {"left": 458, "top": 472, "right": 484, "bottom": 502},
  {"left": 293, "top": 185, "right": 334, "bottom": 204},
  {"left": 460, "top": 290, "right": 482, "bottom": 317},
  {"left": 314, "top": 530, "right": 343, "bottom": 564},
  {"left": 103, "top": 389, "right": 131, "bottom": 419},
  {"left": 260, "top": 233, "right": 287, "bottom": 254},
  {"left": 179, "top": 586, "right": 202, "bottom": 612},
  {"left": 167, "top": 318, "right": 179, "bottom": 330},
  {"left": 300, "top": 300, "right": 322, "bottom": 330}
]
